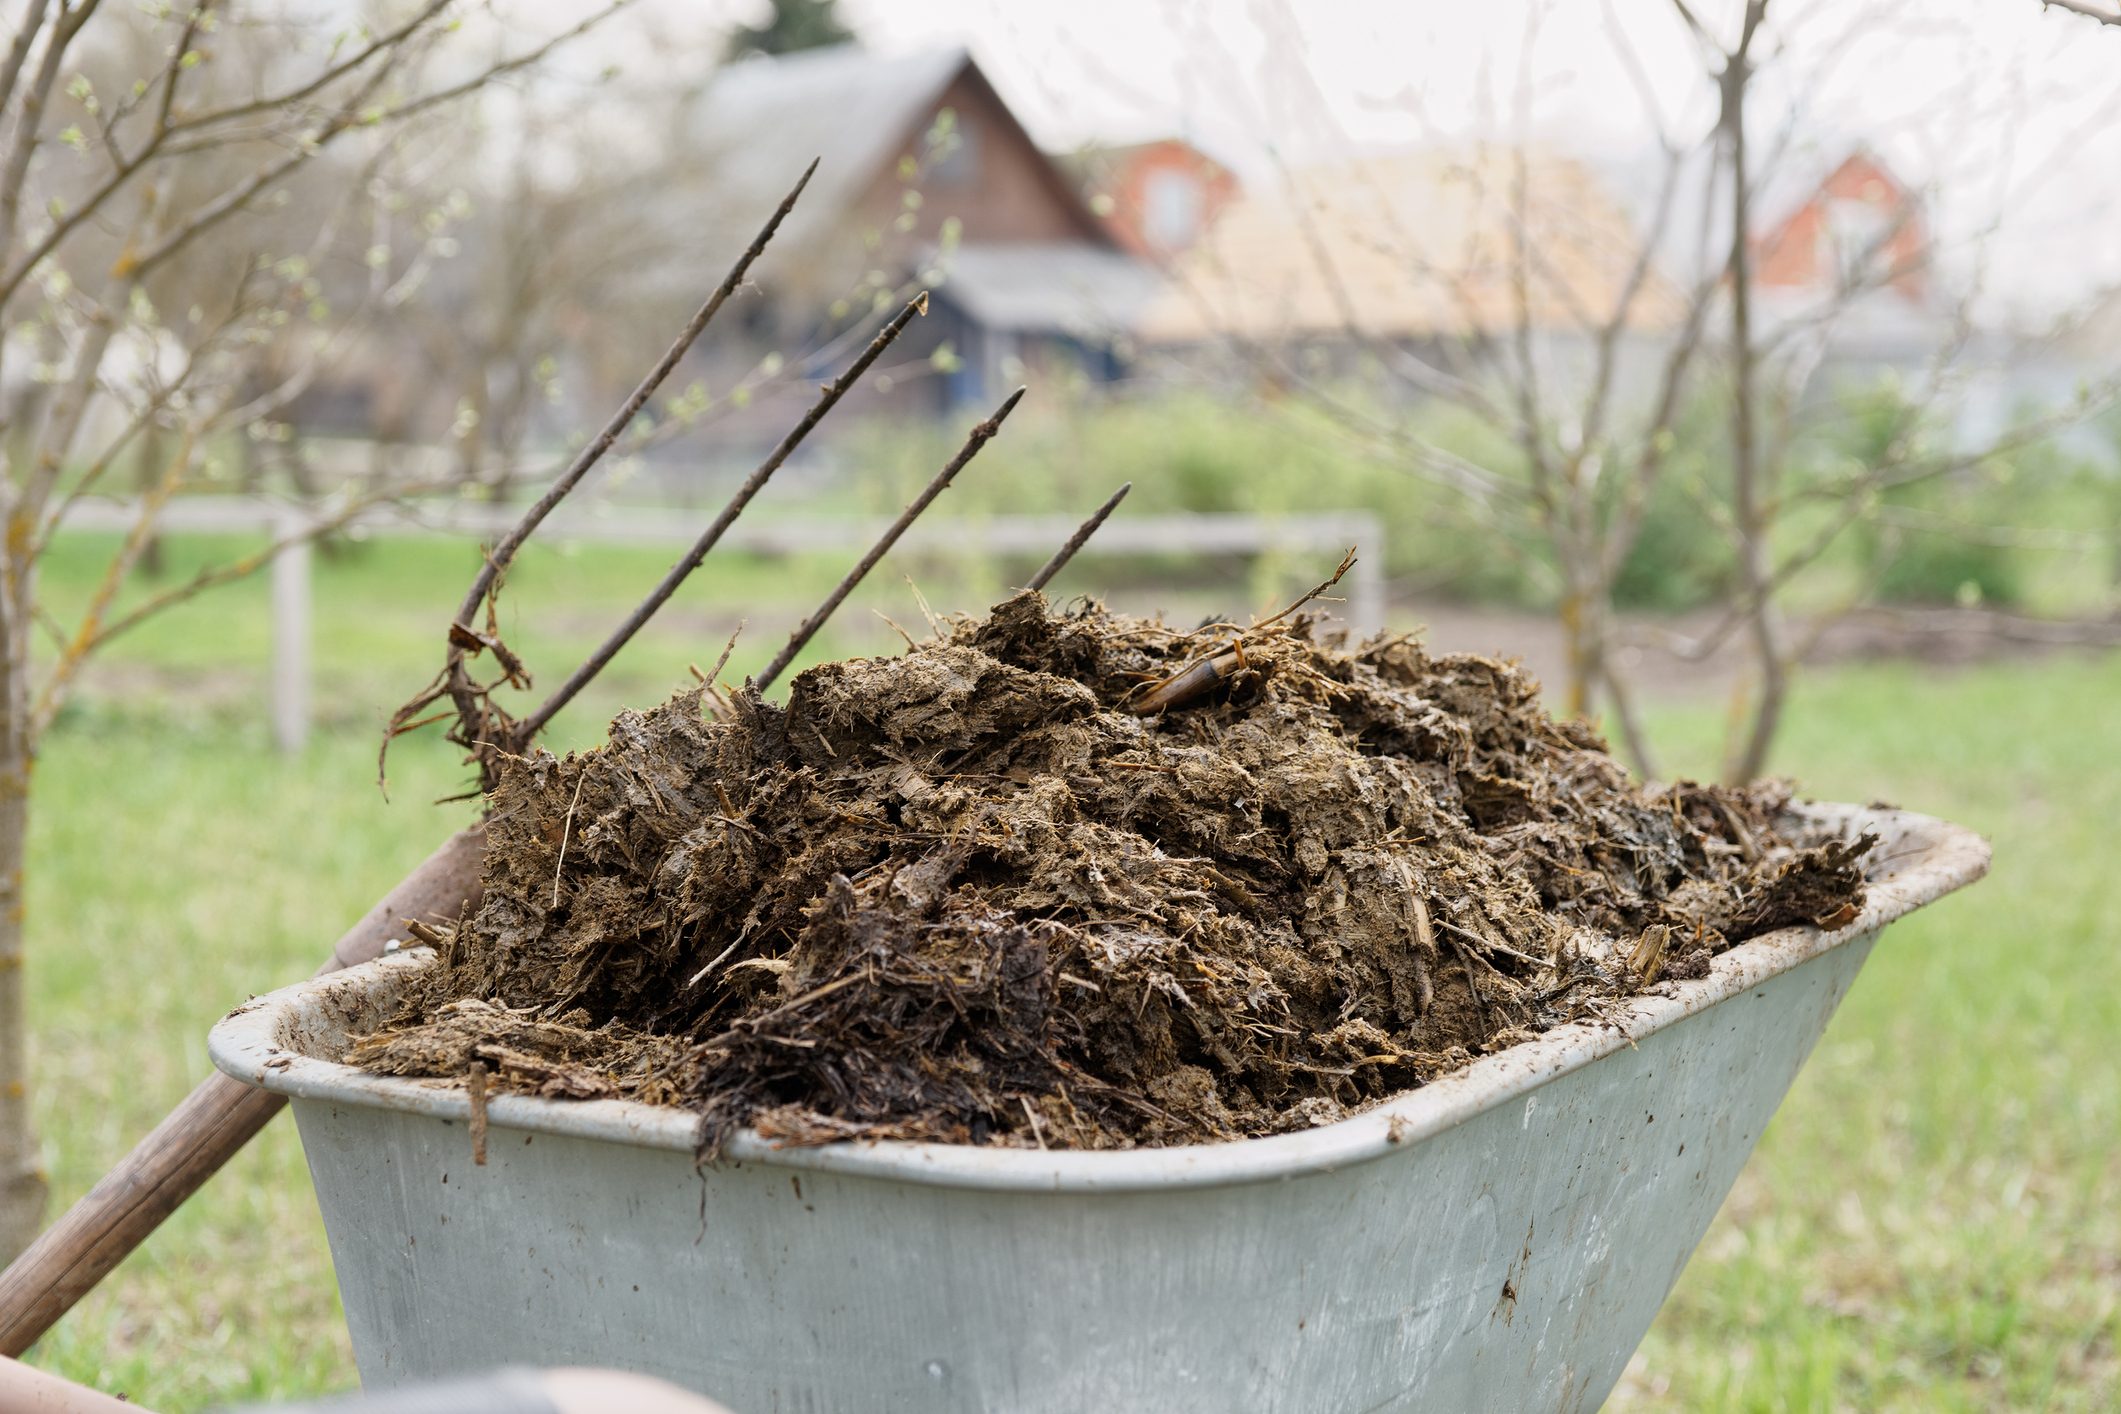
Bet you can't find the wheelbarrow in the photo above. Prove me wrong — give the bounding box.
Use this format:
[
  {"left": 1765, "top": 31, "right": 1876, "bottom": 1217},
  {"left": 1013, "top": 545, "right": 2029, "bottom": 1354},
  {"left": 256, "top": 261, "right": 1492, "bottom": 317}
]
[{"left": 209, "top": 803, "right": 1987, "bottom": 1413}]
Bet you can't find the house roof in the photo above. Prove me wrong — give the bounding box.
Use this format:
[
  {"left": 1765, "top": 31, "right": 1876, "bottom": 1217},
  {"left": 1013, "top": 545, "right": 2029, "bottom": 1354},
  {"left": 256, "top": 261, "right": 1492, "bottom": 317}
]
[
  {"left": 1060, "top": 136, "right": 1241, "bottom": 185},
  {"left": 690, "top": 45, "right": 970, "bottom": 259},
  {"left": 1752, "top": 145, "right": 1918, "bottom": 251},
  {"left": 1138, "top": 146, "right": 1683, "bottom": 346},
  {"left": 932, "top": 243, "right": 1166, "bottom": 338},
  {"left": 1600, "top": 142, "right": 1929, "bottom": 289},
  {"left": 688, "top": 44, "right": 1112, "bottom": 268}
]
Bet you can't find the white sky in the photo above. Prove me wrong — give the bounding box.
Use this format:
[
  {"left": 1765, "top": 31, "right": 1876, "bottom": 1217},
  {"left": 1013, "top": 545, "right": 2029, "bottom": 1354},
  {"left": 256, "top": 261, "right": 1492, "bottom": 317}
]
[{"left": 536, "top": 0, "right": 2121, "bottom": 316}]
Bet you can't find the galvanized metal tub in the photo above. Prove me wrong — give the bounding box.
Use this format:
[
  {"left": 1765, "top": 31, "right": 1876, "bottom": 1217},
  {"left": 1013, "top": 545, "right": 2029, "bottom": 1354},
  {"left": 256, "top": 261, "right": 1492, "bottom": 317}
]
[{"left": 210, "top": 804, "right": 1986, "bottom": 1413}]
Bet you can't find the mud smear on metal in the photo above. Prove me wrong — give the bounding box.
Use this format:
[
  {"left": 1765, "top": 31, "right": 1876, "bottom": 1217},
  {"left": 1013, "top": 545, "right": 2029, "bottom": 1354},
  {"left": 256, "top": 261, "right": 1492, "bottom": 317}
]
[{"left": 346, "top": 592, "right": 1869, "bottom": 1153}]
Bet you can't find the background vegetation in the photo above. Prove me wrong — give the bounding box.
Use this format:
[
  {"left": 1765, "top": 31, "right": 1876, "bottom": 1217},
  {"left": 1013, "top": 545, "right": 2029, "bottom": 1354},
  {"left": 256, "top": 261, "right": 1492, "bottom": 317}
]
[{"left": 848, "top": 391, "right": 2121, "bottom": 619}]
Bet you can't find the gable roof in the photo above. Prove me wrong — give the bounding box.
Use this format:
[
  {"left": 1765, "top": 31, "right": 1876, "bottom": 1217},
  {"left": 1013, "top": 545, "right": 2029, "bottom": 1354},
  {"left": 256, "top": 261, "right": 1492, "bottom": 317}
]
[
  {"left": 1752, "top": 146, "right": 1918, "bottom": 250},
  {"left": 691, "top": 46, "right": 966, "bottom": 255},
  {"left": 934, "top": 243, "right": 1166, "bottom": 337},
  {"left": 1139, "top": 146, "right": 1683, "bottom": 346},
  {"left": 688, "top": 45, "right": 1110, "bottom": 265},
  {"left": 1601, "top": 141, "right": 1927, "bottom": 290},
  {"left": 1063, "top": 136, "right": 1241, "bottom": 185}
]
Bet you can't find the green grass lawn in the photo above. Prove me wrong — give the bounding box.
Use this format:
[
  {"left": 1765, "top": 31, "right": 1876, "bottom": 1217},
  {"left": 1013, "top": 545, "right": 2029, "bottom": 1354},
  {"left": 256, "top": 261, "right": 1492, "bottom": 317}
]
[
  {"left": 33, "top": 527, "right": 1276, "bottom": 753},
  {"left": 9, "top": 531, "right": 2118, "bottom": 1409},
  {"left": 1614, "top": 656, "right": 2121, "bottom": 1412}
]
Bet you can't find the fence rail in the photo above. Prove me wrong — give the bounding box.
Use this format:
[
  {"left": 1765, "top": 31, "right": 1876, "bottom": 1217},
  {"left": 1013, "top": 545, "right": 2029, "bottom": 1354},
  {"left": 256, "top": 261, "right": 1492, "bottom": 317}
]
[{"left": 56, "top": 497, "right": 1386, "bottom": 751}]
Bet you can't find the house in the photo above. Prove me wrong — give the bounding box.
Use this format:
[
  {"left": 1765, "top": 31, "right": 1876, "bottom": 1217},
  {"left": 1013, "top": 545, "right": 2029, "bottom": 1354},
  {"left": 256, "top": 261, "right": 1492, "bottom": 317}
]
[
  {"left": 1134, "top": 146, "right": 1683, "bottom": 389},
  {"left": 1754, "top": 149, "right": 1929, "bottom": 307},
  {"left": 1702, "top": 145, "right": 2081, "bottom": 451},
  {"left": 1745, "top": 147, "right": 1957, "bottom": 371},
  {"left": 1733, "top": 147, "right": 2056, "bottom": 449},
  {"left": 1070, "top": 139, "right": 1240, "bottom": 260},
  {"left": 261, "top": 45, "right": 1164, "bottom": 494},
  {"left": 683, "top": 45, "right": 1160, "bottom": 416}
]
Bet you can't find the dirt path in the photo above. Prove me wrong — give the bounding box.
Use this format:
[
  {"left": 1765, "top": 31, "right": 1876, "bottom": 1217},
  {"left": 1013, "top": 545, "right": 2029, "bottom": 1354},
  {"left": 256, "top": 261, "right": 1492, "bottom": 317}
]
[{"left": 1396, "top": 599, "right": 2121, "bottom": 703}]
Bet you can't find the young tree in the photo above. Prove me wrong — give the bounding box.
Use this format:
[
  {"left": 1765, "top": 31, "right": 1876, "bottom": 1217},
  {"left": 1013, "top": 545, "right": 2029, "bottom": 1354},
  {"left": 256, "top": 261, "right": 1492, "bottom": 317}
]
[
  {"left": 1652, "top": 0, "right": 2116, "bottom": 778},
  {"left": 1165, "top": 0, "right": 2115, "bottom": 781},
  {"left": 380, "top": 58, "right": 721, "bottom": 500},
  {"left": 0, "top": 0, "right": 622, "bottom": 1261}
]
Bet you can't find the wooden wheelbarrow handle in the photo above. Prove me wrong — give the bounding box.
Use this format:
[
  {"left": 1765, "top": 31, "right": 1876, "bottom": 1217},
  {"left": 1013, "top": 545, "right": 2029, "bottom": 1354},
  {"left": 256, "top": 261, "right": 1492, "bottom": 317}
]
[{"left": 0, "top": 825, "right": 486, "bottom": 1357}]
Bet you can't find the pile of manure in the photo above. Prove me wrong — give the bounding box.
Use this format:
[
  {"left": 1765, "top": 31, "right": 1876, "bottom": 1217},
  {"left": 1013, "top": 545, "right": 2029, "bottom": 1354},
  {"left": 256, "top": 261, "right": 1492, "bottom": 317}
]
[{"left": 346, "top": 590, "right": 1870, "bottom": 1152}]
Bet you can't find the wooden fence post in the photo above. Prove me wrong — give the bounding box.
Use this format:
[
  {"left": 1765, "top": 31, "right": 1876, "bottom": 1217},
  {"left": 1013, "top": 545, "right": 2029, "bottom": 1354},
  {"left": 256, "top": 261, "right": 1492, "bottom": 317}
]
[{"left": 1342, "top": 521, "right": 1387, "bottom": 636}]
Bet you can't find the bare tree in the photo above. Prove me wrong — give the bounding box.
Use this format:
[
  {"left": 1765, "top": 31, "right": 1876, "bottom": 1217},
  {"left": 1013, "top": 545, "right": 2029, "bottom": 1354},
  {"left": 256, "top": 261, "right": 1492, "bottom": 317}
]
[
  {"left": 0, "top": 0, "right": 623, "bottom": 1261},
  {"left": 1164, "top": 0, "right": 2116, "bottom": 781},
  {"left": 344, "top": 51, "right": 707, "bottom": 500},
  {"left": 1143, "top": 60, "right": 1726, "bottom": 769},
  {"left": 1653, "top": 0, "right": 2117, "bottom": 778}
]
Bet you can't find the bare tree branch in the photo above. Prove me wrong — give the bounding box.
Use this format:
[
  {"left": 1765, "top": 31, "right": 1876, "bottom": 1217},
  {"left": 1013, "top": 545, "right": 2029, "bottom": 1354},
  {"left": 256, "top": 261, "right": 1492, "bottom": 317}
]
[
  {"left": 57, "top": 480, "right": 450, "bottom": 672},
  {"left": 0, "top": 0, "right": 613, "bottom": 317},
  {"left": 161, "top": 0, "right": 454, "bottom": 135},
  {"left": 2041, "top": 0, "right": 2121, "bottom": 25},
  {"left": 359, "top": 0, "right": 630, "bottom": 132},
  {"left": 0, "top": 0, "right": 51, "bottom": 124},
  {"left": 31, "top": 416, "right": 196, "bottom": 732},
  {"left": 0, "top": 0, "right": 100, "bottom": 268}
]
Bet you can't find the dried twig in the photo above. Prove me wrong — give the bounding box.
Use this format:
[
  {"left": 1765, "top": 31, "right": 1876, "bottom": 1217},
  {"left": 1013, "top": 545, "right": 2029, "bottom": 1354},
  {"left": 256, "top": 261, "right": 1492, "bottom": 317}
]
[
  {"left": 1028, "top": 482, "right": 1131, "bottom": 591},
  {"left": 1254, "top": 547, "right": 1360, "bottom": 633},
  {"left": 756, "top": 387, "right": 1027, "bottom": 690},
  {"left": 551, "top": 768, "right": 589, "bottom": 910},
  {"left": 1020, "top": 1096, "right": 1048, "bottom": 1150},
  {"left": 518, "top": 293, "right": 932, "bottom": 737},
  {"left": 693, "top": 625, "right": 744, "bottom": 690},
  {"left": 1127, "top": 548, "right": 1359, "bottom": 716}
]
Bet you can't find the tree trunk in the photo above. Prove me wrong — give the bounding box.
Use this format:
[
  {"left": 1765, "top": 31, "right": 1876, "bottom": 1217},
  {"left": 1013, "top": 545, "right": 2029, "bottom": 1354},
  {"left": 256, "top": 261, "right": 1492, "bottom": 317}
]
[
  {"left": 1, "top": 388, "right": 44, "bottom": 485},
  {"left": 1726, "top": 620, "right": 1788, "bottom": 783},
  {"left": 1553, "top": 509, "right": 1611, "bottom": 725},
  {"left": 0, "top": 708, "right": 45, "bottom": 1263},
  {"left": 1557, "top": 589, "right": 1595, "bottom": 720},
  {"left": 278, "top": 431, "right": 346, "bottom": 565},
  {"left": 1719, "top": 6, "right": 1784, "bottom": 786},
  {"left": 135, "top": 427, "right": 166, "bottom": 579},
  {"left": 236, "top": 422, "right": 262, "bottom": 495}
]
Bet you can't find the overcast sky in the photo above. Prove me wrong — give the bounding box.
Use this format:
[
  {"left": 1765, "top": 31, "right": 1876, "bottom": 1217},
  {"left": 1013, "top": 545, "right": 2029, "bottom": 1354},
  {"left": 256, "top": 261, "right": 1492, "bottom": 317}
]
[{"left": 541, "top": 0, "right": 2121, "bottom": 316}]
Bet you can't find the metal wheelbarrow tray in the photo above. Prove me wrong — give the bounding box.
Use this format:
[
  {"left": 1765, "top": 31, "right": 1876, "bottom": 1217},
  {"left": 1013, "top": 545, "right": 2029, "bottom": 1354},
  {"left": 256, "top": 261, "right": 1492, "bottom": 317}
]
[{"left": 210, "top": 804, "right": 1987, "bottom": 1413}]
